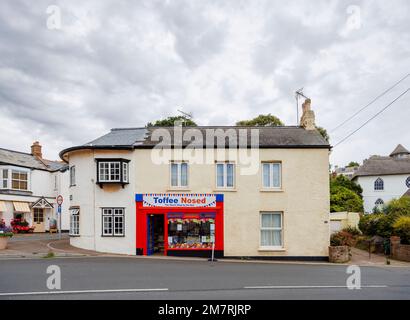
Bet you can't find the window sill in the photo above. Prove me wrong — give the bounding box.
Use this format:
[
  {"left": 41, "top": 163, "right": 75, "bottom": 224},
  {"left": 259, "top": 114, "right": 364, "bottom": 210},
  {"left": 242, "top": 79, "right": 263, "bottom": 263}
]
[
  {"left": 69, "top": 234, "right": 80, "bottom": 237},
  {"left": 167, "top": 188, "right": 191, "bottom": 192},
  {"left": 258, "top": 247, "right": 286, "bottom": 252},
  {"left": 260, "top": 188, "right": 284, "bottom": 193},
  {"left": 213, "top": 188, "right": 237, "bottom": 192}
]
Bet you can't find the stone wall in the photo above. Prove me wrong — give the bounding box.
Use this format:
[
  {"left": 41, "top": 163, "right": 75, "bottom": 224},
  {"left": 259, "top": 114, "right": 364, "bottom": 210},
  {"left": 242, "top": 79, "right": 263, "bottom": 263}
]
[{"left": 390, "top": 236, "right": 410, "bottom": 262}]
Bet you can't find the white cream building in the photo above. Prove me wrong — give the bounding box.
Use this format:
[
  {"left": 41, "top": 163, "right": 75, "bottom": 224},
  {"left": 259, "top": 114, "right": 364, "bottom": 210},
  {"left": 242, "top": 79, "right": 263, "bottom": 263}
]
[
  {"left": 0, "top": 142, "right": 69, "bottom": 232},
  {"left": 352, "top": 144, "right": 410, "bottom": 213},
  {"left": 60, "top": 100, "right": 331, "bottom": 260}
]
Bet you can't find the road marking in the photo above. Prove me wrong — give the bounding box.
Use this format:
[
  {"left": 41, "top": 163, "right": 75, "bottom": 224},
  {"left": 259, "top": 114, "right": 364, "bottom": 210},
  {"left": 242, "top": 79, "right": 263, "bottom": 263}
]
[
  {"left": 244, "top": 285, "right": 388, "bottom": 290},
  {"left": 0, "top": 288, "right": 169, "bottom": 297}
]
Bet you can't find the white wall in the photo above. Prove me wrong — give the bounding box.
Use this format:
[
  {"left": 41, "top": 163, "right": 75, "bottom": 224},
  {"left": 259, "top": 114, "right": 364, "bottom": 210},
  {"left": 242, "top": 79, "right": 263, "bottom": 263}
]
[
  {"left": 356, "top": 174, "right": 410, "bottom": 213},
  {"left": 68, "top": 150, "right": 135, "bottom": 255}
]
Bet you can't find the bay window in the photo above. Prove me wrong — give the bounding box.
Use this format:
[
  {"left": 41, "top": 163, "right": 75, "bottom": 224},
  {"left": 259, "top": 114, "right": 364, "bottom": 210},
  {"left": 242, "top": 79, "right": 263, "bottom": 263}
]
[
  {"left": 96, "top": 159, "right": 130, "bottom": 187},
  {"left": 216, "top": 162, "right": 235, "bottom": 188},
  {"left": 260, "top": 212, "right": 283, "bottom": 248},
  {"left": 170, "top": 162, "right": 188, "bottom": 188}
]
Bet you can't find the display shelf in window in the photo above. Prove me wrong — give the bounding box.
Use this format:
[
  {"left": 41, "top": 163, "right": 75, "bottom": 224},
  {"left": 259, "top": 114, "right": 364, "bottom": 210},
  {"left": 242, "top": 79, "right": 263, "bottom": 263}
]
[{"left": 95, "top": 158, "right": 130, "bottom": 188}]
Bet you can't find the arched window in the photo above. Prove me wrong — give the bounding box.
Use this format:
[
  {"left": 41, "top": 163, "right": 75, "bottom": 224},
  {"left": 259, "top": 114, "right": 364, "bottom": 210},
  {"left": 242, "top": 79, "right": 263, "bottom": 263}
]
[
  {"left": 374, "top": 178, "right": 384, "bottom": 191},
  {"left": 406, "top": 176, "right": 410, "bottom": 188},
  {"left": 375, "top": 198, "right": 384, "bottom": 206}
]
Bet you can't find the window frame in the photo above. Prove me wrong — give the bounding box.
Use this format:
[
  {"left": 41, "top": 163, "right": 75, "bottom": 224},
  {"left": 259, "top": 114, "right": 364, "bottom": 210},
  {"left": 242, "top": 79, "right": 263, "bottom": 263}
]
[
  {"left": 69, "top": 166, "right": 76, "bottom": 187},
  {"left": 259, "top": 212, "right": 284, "bottom": 250},
  {"left": 1, "top": 168, "right": 9, "bottom": 189},
  {"left": 406, "top": 176, "right": 410, "bottom": 188},
  {"left": 69, "top": 208, "right": 80, "bottom": 236},
  {"left": 215, "top": 162, "right": 236, "bottom": 189},
  {"left": 11, "top": 169, "right": 29, "bottom": 191},
  {"left": 95, "top": 158, "right": 130, "bottom": 188},
  {"left": 169, "top": 161, "right": 189, "bottom": 189},
  {"left": 375, "top": 198, "right": 384, "bottom": 206},
  {"left": 374, "top": 177, "right": 384, "bottom": 191},
  {"left": 261, "top": 162, "right": 282, "bottom": 189},
  {"left": 101, "top": 208, "right": 125, "bottom": 237}
]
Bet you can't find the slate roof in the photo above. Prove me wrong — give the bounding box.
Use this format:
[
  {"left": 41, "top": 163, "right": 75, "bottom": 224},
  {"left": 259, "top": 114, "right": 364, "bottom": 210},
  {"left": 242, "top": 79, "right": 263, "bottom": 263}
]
[
  {"left": 390, "top": 144, "right": 410, "bottom": 157},
  {"left": 60, "top": 126, "right": 330, "bottom": 159},
  {"left": 0, "top": 148, "right": 67, "bottom": 172}
]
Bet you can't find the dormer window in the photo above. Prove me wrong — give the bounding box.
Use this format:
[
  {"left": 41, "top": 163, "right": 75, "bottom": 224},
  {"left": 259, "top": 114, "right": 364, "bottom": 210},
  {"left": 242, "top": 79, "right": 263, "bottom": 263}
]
[{"left": 96, "top": 159, "right": 130, "bottom": 188}]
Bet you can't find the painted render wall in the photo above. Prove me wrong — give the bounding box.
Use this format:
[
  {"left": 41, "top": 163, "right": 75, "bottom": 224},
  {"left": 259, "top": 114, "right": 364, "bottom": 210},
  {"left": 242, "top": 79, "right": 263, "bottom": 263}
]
[
  {"left": 356, "top": 174, "right": 410, "bottom": 213},
  {"left": 0, "top": 166, "right": 68, "bottom": 231},
  {"left": 68, "top": 147, "right": 330, "bottom": 257}
]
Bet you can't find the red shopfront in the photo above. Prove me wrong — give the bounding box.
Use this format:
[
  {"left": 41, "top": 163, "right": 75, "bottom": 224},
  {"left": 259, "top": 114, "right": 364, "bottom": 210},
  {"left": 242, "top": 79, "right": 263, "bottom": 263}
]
[{"left": 136, "top": 194, "right": 224, "bottom": 258}]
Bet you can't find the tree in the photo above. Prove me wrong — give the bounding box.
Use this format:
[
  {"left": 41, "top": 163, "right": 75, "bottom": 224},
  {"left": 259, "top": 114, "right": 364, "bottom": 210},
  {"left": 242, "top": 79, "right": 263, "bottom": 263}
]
[
  {"left": 330, "top": 175, "right": 363, "bottom": 198},
  {"left": 236, "top": 114, "right": 284, "bottom": 127},
  {"left": 347, "top": 161, "right": 360, "bottom": 167},
  {"left": 330, "top": 185, "right": 364, "bottom": 213},
  {"left": 147, "top": 116, "right": 197, "bottom": 127},
  {"left": 316, "top": 126, "right": 329, "bottom": 142}
]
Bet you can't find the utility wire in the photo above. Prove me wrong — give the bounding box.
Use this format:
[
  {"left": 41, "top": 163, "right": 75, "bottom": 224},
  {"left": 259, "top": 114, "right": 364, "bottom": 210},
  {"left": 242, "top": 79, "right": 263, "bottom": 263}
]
[
  {"left": 333, "top": 87, "right": 410, "bottom": 148},
  {"left": 330, "top": 73, "right": 410, "bottom": 133}
]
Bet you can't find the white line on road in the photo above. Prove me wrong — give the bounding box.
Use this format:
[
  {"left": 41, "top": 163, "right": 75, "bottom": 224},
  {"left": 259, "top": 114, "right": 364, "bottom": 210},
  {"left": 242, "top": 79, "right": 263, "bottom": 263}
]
[
  {"left": 0, "top": 288, "right": 169, "bottom": 297},
  {"left": 244, "top": 285, "right": 388, "bottom": 290}
]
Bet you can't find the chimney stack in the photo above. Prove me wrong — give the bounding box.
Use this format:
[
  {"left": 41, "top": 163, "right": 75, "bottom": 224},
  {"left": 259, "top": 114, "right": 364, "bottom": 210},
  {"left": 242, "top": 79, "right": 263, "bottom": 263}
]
[
  {"left": 31, "top": 141, "right": 43, "bottom": 158},
  {"left": 300, "top": 98, "right": 316, "bottom": 130}
]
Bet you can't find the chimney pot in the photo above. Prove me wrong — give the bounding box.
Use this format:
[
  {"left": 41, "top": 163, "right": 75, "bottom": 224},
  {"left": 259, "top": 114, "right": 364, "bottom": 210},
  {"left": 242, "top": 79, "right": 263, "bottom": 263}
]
[{"left": 31, "top": 141, "right": 42, "bottom": 158}]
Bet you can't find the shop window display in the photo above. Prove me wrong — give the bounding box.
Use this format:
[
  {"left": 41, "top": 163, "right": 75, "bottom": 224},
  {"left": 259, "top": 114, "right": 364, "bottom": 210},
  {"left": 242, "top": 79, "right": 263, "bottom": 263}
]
[{"left": 168, "top": 218, "right": 215, "bottom": 249}]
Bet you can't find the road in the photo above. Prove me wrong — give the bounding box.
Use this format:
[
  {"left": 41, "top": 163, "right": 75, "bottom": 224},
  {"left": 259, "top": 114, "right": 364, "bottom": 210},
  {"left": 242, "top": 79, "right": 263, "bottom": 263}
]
[{"left": 0, "top": 257, "right": 409, "bottom": 300}]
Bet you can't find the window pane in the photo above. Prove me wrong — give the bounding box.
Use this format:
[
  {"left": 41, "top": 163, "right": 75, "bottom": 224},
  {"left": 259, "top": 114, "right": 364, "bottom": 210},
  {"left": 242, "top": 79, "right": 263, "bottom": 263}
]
[
  {"left": 272, "top": 230, "right": 282, "bottom": 246},
  {"left": 261, "top": 230, "right": 274, "bottom": 246},
  {"left": 263, "top": 164, "right": 270, "bottom": 187},
  {"left": 272, "top": 213, "right": 281, "bottom": 228},
  {"left": 272, "top": 163, "right": 281, "bottom": 188},
  {"left": 216, "top": 164, "right": 224, "bottom": 187},
  {"left": 181, "top": 163, "right": 188, "bottom": 187},
  {"left": 171, "top": 163, "right": 178, "bottom": 186},
  {"left": 261, "top": 214, "right": 274, "bottom": 228},
  {"left": 227, "top": 164, "right": 234, "bottom": 187}
]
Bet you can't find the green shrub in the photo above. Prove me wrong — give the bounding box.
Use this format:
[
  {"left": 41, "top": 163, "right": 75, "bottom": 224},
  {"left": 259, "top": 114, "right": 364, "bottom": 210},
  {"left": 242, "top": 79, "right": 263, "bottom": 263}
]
[
  {"left": 384, "top": 197, "right": 410, "bottom": 217},
  {"left": 393, "top": 216, "right": 410, "bottom": 244},
  {"left": 330, "top": 185, "right": 364, "bottom": 213},
  {"left": 330, "top": 231, "right": 356, "bottom": 247}
]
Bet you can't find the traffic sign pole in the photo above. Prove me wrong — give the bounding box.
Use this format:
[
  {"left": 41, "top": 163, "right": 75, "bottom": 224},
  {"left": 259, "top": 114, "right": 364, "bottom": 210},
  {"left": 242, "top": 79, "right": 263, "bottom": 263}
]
[{"left": 56, "top": 195, "right": 64, "bottom": 240}]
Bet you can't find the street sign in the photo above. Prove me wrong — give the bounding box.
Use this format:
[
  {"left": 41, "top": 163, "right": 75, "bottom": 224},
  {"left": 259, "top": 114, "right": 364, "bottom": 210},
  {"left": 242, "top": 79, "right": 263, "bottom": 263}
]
[
  {"left": 57, "top": 195, "right": 63, "bottom": 206},
  {"left": 57, "top": 206, "right": 62, "bottom": 214}
]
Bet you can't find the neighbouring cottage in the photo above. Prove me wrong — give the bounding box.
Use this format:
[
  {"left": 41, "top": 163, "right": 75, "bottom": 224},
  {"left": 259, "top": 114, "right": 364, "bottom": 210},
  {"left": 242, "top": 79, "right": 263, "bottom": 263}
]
[
  {"left": 0, "top": 142, "right": 69, "bottom": 232},
  {"left": 60, "top": 99, "right": 331, "bottom": 260},
  {"left": 352, "top": 144, "right": 410, "bottom": 213}
]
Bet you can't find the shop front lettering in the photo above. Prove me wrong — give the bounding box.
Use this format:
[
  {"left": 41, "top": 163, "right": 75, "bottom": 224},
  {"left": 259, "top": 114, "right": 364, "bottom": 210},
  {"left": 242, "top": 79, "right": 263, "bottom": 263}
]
[{"left": 152, "top": 196, "right": 207, "bottom": 205}]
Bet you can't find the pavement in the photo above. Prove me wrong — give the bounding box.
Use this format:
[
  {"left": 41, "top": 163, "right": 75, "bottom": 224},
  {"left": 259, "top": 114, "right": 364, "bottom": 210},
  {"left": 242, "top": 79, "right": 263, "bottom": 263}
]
[{"left": 1, "top": 234, "right": 410, "bottom": 267}]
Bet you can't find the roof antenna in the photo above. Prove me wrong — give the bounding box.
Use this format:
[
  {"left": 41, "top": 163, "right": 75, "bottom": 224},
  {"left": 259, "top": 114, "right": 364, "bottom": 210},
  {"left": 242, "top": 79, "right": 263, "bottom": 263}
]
[
  {"left": 177, "top": 109, "right": 193, "bottom": 119},
  {"left": 295, "top": 88, "right": 309, "bottom": 126}
]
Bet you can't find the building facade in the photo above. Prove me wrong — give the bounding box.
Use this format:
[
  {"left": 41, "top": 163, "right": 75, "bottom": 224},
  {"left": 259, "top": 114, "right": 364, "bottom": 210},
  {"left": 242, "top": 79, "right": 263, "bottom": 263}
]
[
  {"left": 0, "top": 142, "right": 69, "bottom": 232},
  {"left": 353, "top": 144, "right": 410, "bottom": 213},
  {"left": 60, "top": 100, "right": 331, "bottom": 259}
]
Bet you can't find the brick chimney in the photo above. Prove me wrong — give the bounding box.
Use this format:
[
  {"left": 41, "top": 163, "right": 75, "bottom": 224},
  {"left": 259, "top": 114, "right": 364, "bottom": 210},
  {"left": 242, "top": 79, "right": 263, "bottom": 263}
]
[
  {"left": 31, "top": 141, "right": 43, "bottom": 158},
  {"left": 300, "top": 98, "right": 316, "bottom": 130}
]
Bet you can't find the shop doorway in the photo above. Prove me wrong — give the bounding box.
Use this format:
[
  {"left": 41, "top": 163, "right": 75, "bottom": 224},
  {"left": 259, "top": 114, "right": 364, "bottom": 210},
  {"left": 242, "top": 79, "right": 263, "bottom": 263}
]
[{"left": 147, "top": 214, "right": 164, "bottom": 256}]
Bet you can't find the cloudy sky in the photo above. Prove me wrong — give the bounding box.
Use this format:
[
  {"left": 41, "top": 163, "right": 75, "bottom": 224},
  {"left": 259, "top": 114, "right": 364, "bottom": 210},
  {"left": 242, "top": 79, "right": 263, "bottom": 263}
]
[{"left": 0, "top": 0, "right": 409, "bottom": 167}]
